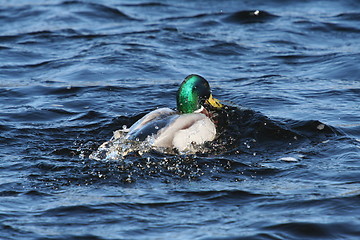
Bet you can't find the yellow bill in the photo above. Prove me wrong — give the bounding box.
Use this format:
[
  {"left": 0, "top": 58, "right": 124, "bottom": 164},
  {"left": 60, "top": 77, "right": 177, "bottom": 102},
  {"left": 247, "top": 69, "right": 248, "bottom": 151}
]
[{"left": 206, "top": 94, "right": 223, "bottom": 108}]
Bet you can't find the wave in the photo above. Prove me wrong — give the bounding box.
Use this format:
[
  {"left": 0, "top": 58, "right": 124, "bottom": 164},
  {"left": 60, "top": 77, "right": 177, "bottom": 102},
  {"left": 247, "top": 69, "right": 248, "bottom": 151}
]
[
  {"left": 0, "top": 1, "right": 138, "bottom": 38},
  {"left": 198, "top": 41, "right": 248, "bottom": 56},
  {"left": 61, "top": 1, "right": 139, "bottom": 22},
  {"left": 262, "top": 221, "right": 360, "bottom": 239}
]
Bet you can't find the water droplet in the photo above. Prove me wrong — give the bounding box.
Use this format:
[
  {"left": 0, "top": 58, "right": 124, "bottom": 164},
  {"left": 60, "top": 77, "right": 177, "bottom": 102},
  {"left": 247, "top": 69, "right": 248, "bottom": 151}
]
[
  {"left": 279, "top": 156, "right": 298, "bottom": 162},
  {"left": 317, "top": 124, "right": 325, "bottom": 130}
]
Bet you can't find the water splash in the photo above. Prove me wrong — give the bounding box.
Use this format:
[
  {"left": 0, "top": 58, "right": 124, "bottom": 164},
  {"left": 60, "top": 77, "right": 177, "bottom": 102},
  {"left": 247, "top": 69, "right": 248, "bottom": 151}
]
[{"left": 89, "top": 126, "right": 212, "bottom": 161}]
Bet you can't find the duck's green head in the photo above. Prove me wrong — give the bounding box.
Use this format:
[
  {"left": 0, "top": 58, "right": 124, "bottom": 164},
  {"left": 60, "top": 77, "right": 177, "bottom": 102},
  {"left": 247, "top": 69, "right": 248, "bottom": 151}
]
[{"left": 176, "top": 74, "right": 223, "bottom": 114}]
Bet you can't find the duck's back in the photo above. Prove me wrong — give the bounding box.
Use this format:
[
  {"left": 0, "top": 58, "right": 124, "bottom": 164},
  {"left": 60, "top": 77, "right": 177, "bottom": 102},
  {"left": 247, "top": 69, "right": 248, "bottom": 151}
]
[{"left": 126, "top": 108, "right": 177, "bottom": 141}]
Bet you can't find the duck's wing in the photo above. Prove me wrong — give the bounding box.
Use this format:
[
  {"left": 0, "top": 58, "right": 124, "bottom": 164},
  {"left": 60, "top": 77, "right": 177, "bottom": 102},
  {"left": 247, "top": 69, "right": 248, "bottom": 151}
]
[{"left": 126, "top": 108, "right": 177, "bottom": 141}]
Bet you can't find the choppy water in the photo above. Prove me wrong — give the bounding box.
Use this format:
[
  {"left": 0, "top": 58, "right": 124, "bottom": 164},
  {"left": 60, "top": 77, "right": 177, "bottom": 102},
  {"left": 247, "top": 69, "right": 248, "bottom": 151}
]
[{"left": 1, "top": 0, "right": 360, "bottom": 239}]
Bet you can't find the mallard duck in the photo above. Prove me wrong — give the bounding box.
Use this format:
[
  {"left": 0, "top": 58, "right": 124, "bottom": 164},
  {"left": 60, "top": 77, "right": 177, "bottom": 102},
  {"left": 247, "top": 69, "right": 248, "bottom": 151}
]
[{"left": 121, "top": 74, "right": 223, "bottom": 152}]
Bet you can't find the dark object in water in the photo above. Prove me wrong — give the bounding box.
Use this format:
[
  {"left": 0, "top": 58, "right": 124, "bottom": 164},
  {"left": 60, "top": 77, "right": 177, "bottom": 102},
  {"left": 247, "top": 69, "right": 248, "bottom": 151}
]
[{"left": 223, "top": 10, "right": 278, "bottom": 24}]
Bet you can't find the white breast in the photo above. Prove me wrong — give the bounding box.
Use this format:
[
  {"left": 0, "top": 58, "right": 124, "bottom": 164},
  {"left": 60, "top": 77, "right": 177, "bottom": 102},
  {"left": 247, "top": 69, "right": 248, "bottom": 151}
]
[{"left": 153, "top": 113, "right": 216, "bottom": 152}]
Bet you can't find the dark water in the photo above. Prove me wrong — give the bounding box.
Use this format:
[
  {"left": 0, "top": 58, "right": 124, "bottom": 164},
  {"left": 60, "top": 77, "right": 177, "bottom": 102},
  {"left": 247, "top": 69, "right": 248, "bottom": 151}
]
[{"left": 1, "top": 0, "right": 360, "bottom": 239}]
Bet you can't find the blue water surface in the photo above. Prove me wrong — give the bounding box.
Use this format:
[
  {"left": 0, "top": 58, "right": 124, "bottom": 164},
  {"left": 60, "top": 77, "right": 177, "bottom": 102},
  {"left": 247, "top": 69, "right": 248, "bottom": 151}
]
[{"left": 0, "top": 0, "right": 359, "bottom": 239}]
